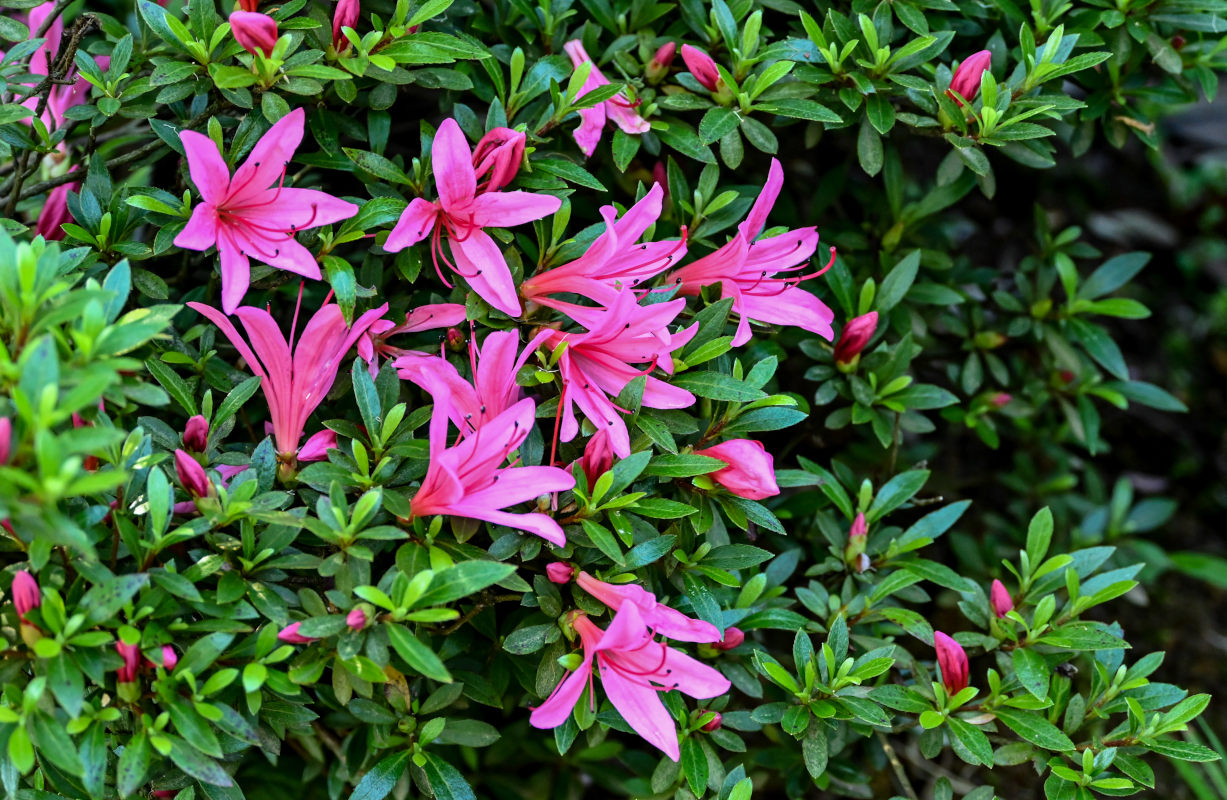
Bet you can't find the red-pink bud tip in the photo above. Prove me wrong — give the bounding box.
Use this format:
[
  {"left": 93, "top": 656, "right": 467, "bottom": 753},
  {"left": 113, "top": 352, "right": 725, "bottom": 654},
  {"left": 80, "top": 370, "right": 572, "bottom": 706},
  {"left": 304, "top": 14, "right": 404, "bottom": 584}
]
[
  {"left": 12, "top": 570, "right": 40, "bottom": 618},
  {"left": 277, "top": 622, "right": 318, "bottom": 645},
  {"left": 948, "top": 50, "right": 992, "bottom": 107},
  {"left": 115, "top": 640, "right": 141, "bottom": 683},
  {"left": 346, "top": 608, "right": 368, "bottom": 631},
  {"left": 0, "top": 417, "right": 11, "bottom": 465},
  {"left": 934, "top": 631, "right": 969, "bottom": 694},
  {"left": 834, "top": 312, "right": 879, "bottom": 363},
  {"left": 990, "top": 393, "right": 1011, "bottom": 409},
  {"left": 229, "top": 11, "right": 278, "bottom": 57},
  {"left": 680, "top": 45, "right": 720, "bottom": 92},
  {"left": 546, "top": 562, "right": 575, "bottom": 584},
  {"left": 183, "top": 415, "right": 209, "bottom": 451},
  {"left": 160, "top": 645, "right": 178, "bottom": 669},
  {"left": 990, "top": 579, "right": 1014, "bottom": 618},
  {"left": 714, "top": 627, "right": 744, "bottom": 651},
  {"left": 849, "top": 512, "right": 867, "bottom": 539},
  {"left": 174, "top": 449, "right": 210, "bottom": 499},
  {"left": 700, "top": 711, "right": 722, "bottom": 732}
]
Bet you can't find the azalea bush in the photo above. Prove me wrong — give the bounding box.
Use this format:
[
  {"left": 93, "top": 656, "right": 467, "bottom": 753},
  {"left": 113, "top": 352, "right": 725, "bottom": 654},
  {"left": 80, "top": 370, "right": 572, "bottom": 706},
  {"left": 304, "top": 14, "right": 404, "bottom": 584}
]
[{"left": 0, "top": 0, "right": 1222, "bottom": 797}]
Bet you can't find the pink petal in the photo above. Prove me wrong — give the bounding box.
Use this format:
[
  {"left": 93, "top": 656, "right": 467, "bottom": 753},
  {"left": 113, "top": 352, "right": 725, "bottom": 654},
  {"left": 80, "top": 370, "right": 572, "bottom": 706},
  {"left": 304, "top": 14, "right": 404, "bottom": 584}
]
[
  {"left": 385, "top": 198, "right": 439, "bottom": 252},
  {"left": 431, "top": 118, "right": 477, "bottom": 213},
  {"left": 571, "top": 105, "right": 606, "bottom": 158},
  {"left": 456, "top": 508, "right": 567, "bottom": 547},
  {"left": 600, "top": 657, "right": 680, "bottom": 761},
  {"left": 468, "top": 190, "right": 562, "bottom": 229},
  {"left": 230, "top": 108, "right": 305, "bottom": 205},
  {"left": 739, "top": 158, "right": 783, "bottom": 242},
  {"left": 251, "top": 233, "right": 323, "bottom": 280},
  {"left": 450, "top": 229, "right": 522, "bottom": 317},
  {"left": 240, "top": 187, "right": 358, "bottom": 229},
  {"left": 297, "top": 429, "right": 337, "bottom": 462},
  {"left": 216, "top": 227, "right": 252, "bottom": 315},
  {"left": 529, "top": 654, "right": 593, "bottom": 729},
  {"left": 175, "top": 203, "right": 219, "bottom": 251},
  {"left": 180, "top": 130, "right": 231, "bottom": 206}
]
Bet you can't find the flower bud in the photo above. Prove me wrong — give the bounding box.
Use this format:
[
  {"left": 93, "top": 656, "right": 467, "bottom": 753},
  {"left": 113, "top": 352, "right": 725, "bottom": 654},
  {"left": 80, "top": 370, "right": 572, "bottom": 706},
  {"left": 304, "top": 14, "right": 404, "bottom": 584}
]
[
  {"left": 0, "top": 416, "right": 10, "bottom": 465},
  {"left": 237, "top": 0, "right": 258, "bottom": 10},
  {"left": 278, "top": 621, "right": 318, "bottom": 645},
  {"left": 989, "top": 392, "right": 1011, "bottom": 409},
  {"left": 934, "top": 631, "right": 969, "bottom": 694},
  {"left": 700, "top": 711, "right": 722, "bottom": 732},
  {"left": 833, "top": 312, "right": 878, "bottom": 364},
  {"left": 645, "top": 41, "right": 676, "bottom": 82},
  {"left": 714, "top": 627, "right": 744, "bottom": 651},
  {"left": 332, "top": 0, "right": 359, "bottom": 50},
  {"left": 990, "top": 579, "right": 1014, "bottom": 618},
  {"left": 229, "top": 11, "right": 278, "bottom": 57},
  {"left": 693, "top": 439, "right": 779, "bottom": 500},
  {"left": 849, "top": 513, "right": 867, "bottom": 539},
  {"left": 579, "top": 429, "right": 614, "bottom": 488},
  {"left": 446, "top": 327, "right": 466, "bottom": 351},
  {"left": 115, "top": 640, "right": 141, "bottom": 683},
  {"left": 160, "top": 645, "right": 178, "bottom": 670},
  {"left": 681, "top": 45, "right": 721, "bottom": 92},
  {"left": 174, "top": 449, "right": 210, "bottom": 499},
  {"left": 546, "top": 562, "right": 575, "bottom": 584},
  {"left": 472, "top": 127, "right": 526, "bottom": 193},
  {"left": 183, "top": 415, "right": 209, "bottom": 452},
  {"left": 346, "top": 607, "right": 368, "bottom": 631},
  {"left": 948, "top": 50, "right": 992, "bottom": 107},
  {"left": 844, "top": 513, "right": 868, "bottom": 569},
  {"left": 11, "top": 571, "right": 39, "bottom": 618}
]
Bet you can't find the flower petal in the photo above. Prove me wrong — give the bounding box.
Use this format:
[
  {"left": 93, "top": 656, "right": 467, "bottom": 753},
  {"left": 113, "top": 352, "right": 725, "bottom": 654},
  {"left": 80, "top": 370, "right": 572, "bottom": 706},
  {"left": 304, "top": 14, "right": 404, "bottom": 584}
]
[
  {"left": 216, "top": 226, "right": 253, "bottom": 315},
  {"left": 230, "top": 108, "right": 305, "bottom": 203},
  {"left": 451, "top": 229, "right": 523, "bottom": 317},
  {"left": 738, "top": 157, "right": 783, "bottom": 242},
  {"left": 180, "top": 130, "right": 231, "bottom": 206},
  {"left": 432, "top": 118, "right": 477, "bottom": 213},
  {"left": 385, "top": 198, "right": 439, "bottom": 252},
  {"left": 529, "top": 655, "right": 592, "bottom": 729},
  {"left": 468, "top": 190, "right": 562, "bottom": 229},
  {"left": 601, "top": 656, "right": 681, "bottom": 761}
]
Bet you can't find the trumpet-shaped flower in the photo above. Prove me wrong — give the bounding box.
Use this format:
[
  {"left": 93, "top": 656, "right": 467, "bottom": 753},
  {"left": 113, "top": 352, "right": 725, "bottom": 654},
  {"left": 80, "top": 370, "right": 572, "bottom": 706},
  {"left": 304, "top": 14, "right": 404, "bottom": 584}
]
[
  {"left": 693, "top": 438, "right": 779, "bottom": 500},
  {"left": 396, "top": 328, "right": 552, "bottom": 436},
  {"left": 576, "top": 571, "right": 721, "bottom": 643},
  {"left": 667, "top": 158, "right": 835, "bottom": 347},
  {"left": 384, "top": 118, "right": 561, "bottom": 317},
  {"left": 175, "top": 108, "right": 359, "bottom": 313},
  {"left": 563, "top": 40, "right": 651, "bottom": 158},
  {"left": 358, "top": 302, "right": 467, "bottom": 375},
  {"left": 529, "top": 601, "right": 731, "bottom": 761},
  {"left": 410, "top": 397, "right": 574, "bottom": 546},
  {"left": 187, "top": 295, "right": 388, "bottom": 461},
  {"left": 545, "top": 290, "right": 696, "bottom": 458},
  {"left": 521, "top": 183, "right": 686, "bottom": 310}
]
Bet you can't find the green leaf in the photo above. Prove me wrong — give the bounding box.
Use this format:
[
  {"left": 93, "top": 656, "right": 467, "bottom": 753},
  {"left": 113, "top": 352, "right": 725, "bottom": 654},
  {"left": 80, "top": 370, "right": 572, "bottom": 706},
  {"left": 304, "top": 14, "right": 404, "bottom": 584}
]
[
  {"left": 681, "top": 737, "right": 708, "bottom": 795},
  {"left": 415, "top": 561, "right": 517, "bottom": 607},
  {"left": 992, "top": 708, "right": 1074, "bottom": 751},
  {"left": 1143, "top": 738, "right": 1221, "bottom": 762},
  {"left": 644, "top": 453, "right": 727, "bottom": 478},
  {"left": 867, "top": 470, "right": 930, "bottom": 521},
  {"left": 167, "top": 736, "right": 233, "bottom": 787},
  {"left": 351, "top": 751, "right": 410, "bottom": 800},
  {"left": 671, "top": 371, "right": 766, "bottom": 402},
  {"left": 857, "top": 117, "right": 883, "bottom": 176},
  {"left": 81, "top": 573, "right": 149, "bottom": 624},
  {"left": 344, "top": 148, "right": 413, "bottom": 184},
  {"left": 699, "top": 107, "right": 740, "bottom": 145},
  {"left": 116, "top": 731, "right": 151, "bottom": 796},
  {"left": 946, "top": 717, "right": 993, "bottom": 766},
  {"left": 579, "top": 519, "right": 624, "bottom": 565},
  {"left": 421, "top": 752, "right": 476, "bottom": 800},
  {"left": 386, "top": 624, "right": 452, "bottom": 682},
  {"left": 1012, "top": 648, "right": 1049, "bottom": 700},
  {"left": 1078, "top": 252, "right": 1149, "bottom": 300}
]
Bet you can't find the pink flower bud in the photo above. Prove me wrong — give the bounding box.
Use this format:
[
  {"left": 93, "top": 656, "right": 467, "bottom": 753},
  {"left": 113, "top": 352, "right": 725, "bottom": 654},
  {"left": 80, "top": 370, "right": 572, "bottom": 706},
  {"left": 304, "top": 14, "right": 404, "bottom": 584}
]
[
  {"left": 12, "top": 571, "right": 39, "bottom": 618},
  {"left": 948, "top": 50, "right": 992, "bottom": 107},
  {"left": 446, "top": 327, "right": 466, "bottom": 350},
  {"left": 546, "top": 562, "right": 575, "bottom": 584},
  {"left": 990, "top": 580, "right": 1014, "bottom": 618},
  {"left": 0, "top": 417, "right": 11, "bottom": 465},
  {"left": 652, "top": 162, "right": 668, "bottom": 197},
  {"left": 579, "top": 429, "right": 614, "bottom": 487},
  {"left": 238, "top": 0, "right": 258, "bottom": 10},
  {"left": 990, "top": 392, "right": 1011, "bottom": 409},
  {"left": 183, "top": 415, "right": 209, "bottom": 452},
  {"left": 934, "top": 631, "right": 969, "bottom": 694},
  {"left": 700, "top": 711, "right": 722, "bottom": 732},
  {"left": 833, "top": 312, "right": 878, "bottom": 363},
  {"left": 229, "top": 11, "right": 278, "bottom": 57},
  {"left": 693, "top": 439, "right": 779, "bottom": 500},
  {"left": 160, "top": 645, "right": 178, "bottom": 669},
  {"left": 332, "top": 0, "right": 359, "bottom": 50},
  {"left": 646, "top": 41, "right": 676, "bottom": 82},
  {"left": 346, "top": 608, "right": 368, "bottom": 631},
  {"left": 849, "top": 513, "right": 867, "bottom": 539},
  {"left": 277, "top": 621, "right": 318, "bottom": 645},
  {"left": 472, "top": 127, "right": 526, "bottom": 193},
  {"left": 174, "top": 449, "right": 210, "bottom": 499},
  {"left": 35, "top": 180, "right": 76, "bottom": 241},
  {"left": 115, "top": 640, "right": 141, "bottom": 683},
  {"left": 681, "top": 45, "right": 721, "bottom": 92},
  {"left": 714, "top": 627, "right": 744, "bottom": 651}
]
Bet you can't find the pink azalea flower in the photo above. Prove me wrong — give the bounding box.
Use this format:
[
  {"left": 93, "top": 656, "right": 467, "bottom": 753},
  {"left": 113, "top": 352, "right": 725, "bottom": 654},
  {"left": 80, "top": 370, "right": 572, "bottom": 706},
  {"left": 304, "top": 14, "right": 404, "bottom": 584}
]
[
  {"left": 990, "top": 579, "right": 1014, "bottom": 618},
  {"left": 546, "top": 562, "right": 575, "bottom": 584},
  {"left": 562, "top": 40, "right": 651, "bottom": 158},
  {"left": 934, "top": 631, "right": 970, "bottom": 694},
  {"left": 693, "top": 438, "right": 779, "bottom": 500},
  {"left": 115, "top": 641, "right": 141, "bottom": 683},
  {"left": 472, "top": 127, "right": 526, "bottom": 193},
  {"left": 229, "top": 11, "right": 278, "bottom": 57},
  {"left": 834, "top": 312, "right": 878, "bottom": 363},
  {"left": 174, "top": 449, "right": 211, "bottom": 498},
  {"left": 520, "top": 183, "right": 686, "bottom": 310},
  {"left": 410, "top": 397, "right": 575, "bottom": 546},
  {"left": 529, "top": 601, "right": 731, "bottom": 761},
  {"left": 576, "top": 571, "right": 721, "bottom": 643},
  {"left": 544, "top": 290, "right": 696, "bottom": 459},
  {"left": 396, "top": 328, "right": 551, "bottom": 437},
  {"left": 346, "top": 607, "right": 368, "bottom": 630},
  {"left": 278, "top": 622, "right": 318, "bottom": 645},
  {"left": 667, "top": 158, "right": 836, "bottom": 347},
  {"left": 187, "top": 295, "right": 388, "bottom": 461},
  {"left": 12, "top": 571, "right": 40, "bottom": 618},
  {"left": 949, "top": 50, "right": 992, "bottom": 106},
  {"left": 174, "top": 108, "right": 359, "bottom": 314},
  {"left": 358, "top": 302, "right": 467, "bottom": 376},
  {"left": 384, "top": 118, "right": 561, "bottom": 317},
  {"left": 332, "top": 0, "right": 359, "bottom": 50}
]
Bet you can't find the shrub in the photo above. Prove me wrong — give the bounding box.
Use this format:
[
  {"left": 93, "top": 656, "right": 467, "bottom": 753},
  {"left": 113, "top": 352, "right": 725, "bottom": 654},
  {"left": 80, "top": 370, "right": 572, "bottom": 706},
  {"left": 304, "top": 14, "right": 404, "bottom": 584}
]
[{"left": 0, "top": 0, "right": 1219, "bottom": 797}]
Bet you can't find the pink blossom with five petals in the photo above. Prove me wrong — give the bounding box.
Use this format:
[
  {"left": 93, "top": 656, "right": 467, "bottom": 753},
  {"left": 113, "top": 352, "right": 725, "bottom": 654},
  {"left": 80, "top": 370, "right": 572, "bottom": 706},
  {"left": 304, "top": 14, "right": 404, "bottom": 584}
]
[
  {"left": 562, "top": 40, "right": 651, "bottom": 158},
  {"left": 576, "top": 571, "right": 722, "bottom": 643}
]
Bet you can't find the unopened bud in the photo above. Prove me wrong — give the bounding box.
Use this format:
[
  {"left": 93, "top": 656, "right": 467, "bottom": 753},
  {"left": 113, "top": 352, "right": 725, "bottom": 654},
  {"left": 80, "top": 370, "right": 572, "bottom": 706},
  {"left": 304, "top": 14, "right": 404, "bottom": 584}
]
[
  {"left": 229, "top": 11, "right": 278, "bottom": 57},
  {"left": 834, "top": 312, "right": 878, "bottom": 365},
  {"left": 700, "top": 711, "right": 722, "bottom": 732},
  {"left": 446, "top": 327, "right": 466, "bottom": 351},
  {"left": 645, "top": 41, "right": 676, "bottom": 82},
  {"left": 0, "top": 417, "right": 11, "bottom": 465},
  {"left": 174, "top": 449, "right": 210, "bottom": 499},
  {"left": 990, "top": 392, "right": 1011, "bottom": 409},
  {"left": 681, "top": 45, "right": 721, "bottom": 92},
  {"left": 160, "top": 645, "right": 178, "bottom": 670},
  {"left": 973, "top": 331, "right": 1007, "bottom": 349},
  {"left": 947, "top": 50, "right": 992, "bottom": 107},
  {"left": 472, "top": 127, "right": 526, "bottom": 193},
  {"left": 990, "top": 579, "right": 1014, "bottom": 618},
  {"left": 115, "top": 640, "right": 141, "bottom": 683},
  {"left": 332, "top": 0, "right": 359, "bottom": 50},
  {"left": 347, "top": 607, "right": 368, "bottom": 631},
  {"left": 546, "top": 562, "right": 575, "bottom": 584},
  {"left": 277, "top": 622, "right": 318, "bottom": 645},
  {"left": 11, "top": 571, "right": 40, "bottom": 618},
  {"left": 183, "top": 415, "right": 209, "bottom": 451},
  {"left": 714, "top": 627, "right": 744, "bottom": 651}
]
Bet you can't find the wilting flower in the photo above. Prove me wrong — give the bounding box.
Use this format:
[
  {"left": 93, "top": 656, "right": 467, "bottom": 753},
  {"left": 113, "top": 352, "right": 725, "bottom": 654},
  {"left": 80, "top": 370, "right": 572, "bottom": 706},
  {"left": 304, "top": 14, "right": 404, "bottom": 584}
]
[
  {"left": 646, "top": 42, "right": 676, "bottom": 82},
  {"left": 546, "top": 562, "right": 575, "bottom": 584},
  {"left": 175, "top": 108, "right": 359, "bottom": 313},
  {"left": 332, "top": 0, "right": 359, "bottom": 50},
  {"left": 520, "top": 183, "right": 686, "bottom": 310},
  {"left": 530, "top": 601, "right": 731, "bottom": 761},
  {"left": 11, "top": 571, "right": 39, "bottom": 619},
  {"left": 397, "top": 328, "right": 552, "bottom": 436},
  {"left": 700, "top": 712, "right": 723, "bottom": 732},
  {"left": 681, "top": 45, "right": 721, "bottom": 92},
  {"left": 183, "top": 415, "right": 209, "bottom": 451},
  {"left": 187, "top": 296, "right": 388, "bottom": 462},
  {"left": 576, "top": 571, "right": 721, "bottom": 642},
  {"left": 934, "top": 631, "right": 970, "bottom": 694},
  {"left": 693, "top": 439, "right": 778, "bottom": 500},
  {"left": 278, "top": 622, "right": 318, "bottom": 644},
  {"left": 578, "top": 428, "right": 615, "bottom": 487},
  {"left": 714, "top": 627, "right": 744, "bottom": 651},
  {"left": 230, "top": 11, "right": 278, "bottom": 57},
  {"left": 472, "top": 127, "right": 526, "bottom": 193},
  {"left": 991, "top": 580, "right": 1014, "bottom": 618},
  {"left": 562, "top": 40, "right": 651, "bottom": 158},
  {"left": 358, "top": 302, "right": 467, "bottom": 375},
  {"left": 545, "top": 290, "right": 696, "bottom": 459},
  {"left": 948, "top": 50, "right": 992, "bottom": 106},
  {"left": 410, "top": 397, "right": 575, "bottom": 546},
  {"left": 115, "top": 641, "right": 141, "bottom": 683},
  {"left": 0, "top": 417, "right": 10, "bottom": 464},
  {"left": 346, "top": 608, "right": 368, "bottom": 631},
  {"left": 174, "top": 449, "right": 211, "bottom": 498},
  {"left": 668, "top": 159, "right": 835, "bottom": 347},
  {"left": 834, "top": 312, "right": 878, "bottom": 364},
  {"left": 384, "top": 118, "right": 560, "bottom": 317}
]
